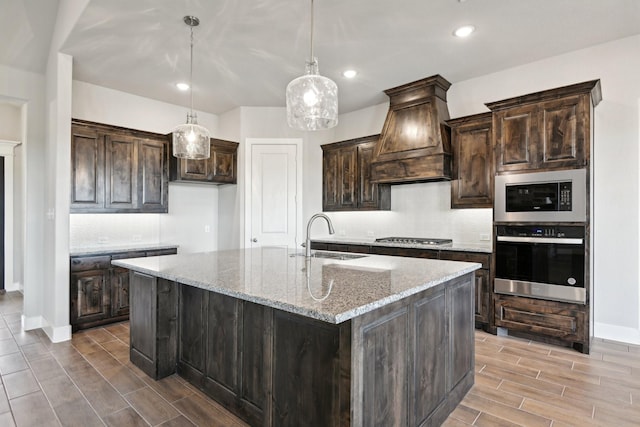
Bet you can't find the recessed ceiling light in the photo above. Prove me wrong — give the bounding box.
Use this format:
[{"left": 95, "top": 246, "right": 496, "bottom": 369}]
[
  {"left": 342, "top": 70, "right": 357, "bottom": 79},
  {"left": 176, "top": 82, "right": 189, "bottom": 91},
  {"left": 453, "top": 25, "right": 475, "bottom": 38}
]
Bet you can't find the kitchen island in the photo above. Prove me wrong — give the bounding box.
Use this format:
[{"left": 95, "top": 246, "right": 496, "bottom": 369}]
[{"left": 113, "top": 247, "right": 480, "bottom": 427}]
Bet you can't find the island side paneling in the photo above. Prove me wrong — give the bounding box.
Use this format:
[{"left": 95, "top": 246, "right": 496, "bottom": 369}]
[{"left": 128, "top": 270, "right": 475, "bottom": 427}]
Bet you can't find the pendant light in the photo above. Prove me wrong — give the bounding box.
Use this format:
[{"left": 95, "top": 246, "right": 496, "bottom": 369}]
[
  {"left": 172, "top": 16, "right": 210, "bottom": 160},
  {"left": 286, "top": 0, "right": 338, "bottom": 131}
]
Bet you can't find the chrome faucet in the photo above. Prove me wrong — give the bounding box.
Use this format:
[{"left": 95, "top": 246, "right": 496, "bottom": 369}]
[{"left": 305, "top": 213, "right": 335, "bottom": 257}]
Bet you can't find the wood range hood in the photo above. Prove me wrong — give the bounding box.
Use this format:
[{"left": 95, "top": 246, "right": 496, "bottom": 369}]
[{"left": 370, "top": 74, "right": 452, "bottom": 184}]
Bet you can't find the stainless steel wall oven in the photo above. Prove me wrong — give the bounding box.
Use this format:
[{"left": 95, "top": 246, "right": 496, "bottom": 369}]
[{"left": 494, "top": 224, "right": 586, "bottom": 304}]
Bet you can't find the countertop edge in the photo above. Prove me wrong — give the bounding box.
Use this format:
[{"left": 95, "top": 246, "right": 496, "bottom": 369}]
[{"left": 112, "top": 258, "right": 482, "bottom": 324}]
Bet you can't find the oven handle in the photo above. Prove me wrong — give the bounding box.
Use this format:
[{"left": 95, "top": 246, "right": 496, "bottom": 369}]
[{"left": 496, "top": 236, "right": 583, "bottom": 245}]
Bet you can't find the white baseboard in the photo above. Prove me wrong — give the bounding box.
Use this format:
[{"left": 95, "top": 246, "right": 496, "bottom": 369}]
[
  {"left": 22, "top": 314, "right": 45, "bottom": 330},
  {"left": 594, "top": 322, "right": 640, "bottom": 345},
  {"left": 43, "top": 324, "right": 72, "bottom": 343},
  {"left": 22, "top": 314, "right": 72, "bottom": 343},
  {"left": 5, "top": 281, "right": 22, "bottom": 292}
]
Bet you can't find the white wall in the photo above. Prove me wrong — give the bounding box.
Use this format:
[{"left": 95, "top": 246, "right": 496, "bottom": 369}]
[{"left": 0, "top": 104, "right": 22, "bottom": 139}]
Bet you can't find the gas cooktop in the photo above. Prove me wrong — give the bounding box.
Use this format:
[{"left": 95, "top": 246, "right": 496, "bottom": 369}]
[{"left": 375, "top": 237, "right": 453, "bottom": 246}]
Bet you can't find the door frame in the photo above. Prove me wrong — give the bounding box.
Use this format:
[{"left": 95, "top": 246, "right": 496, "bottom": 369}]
[
  {"left": 244, "top": 138, "right": 303, "bottom": 249},
  {"left": 0, "top": 140, "right": 20, "bottom": 292}
]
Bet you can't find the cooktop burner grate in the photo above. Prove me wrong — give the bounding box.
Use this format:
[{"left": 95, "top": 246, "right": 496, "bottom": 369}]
[{"left": 375, "top": 237, "right": 453, "bottom": 245}]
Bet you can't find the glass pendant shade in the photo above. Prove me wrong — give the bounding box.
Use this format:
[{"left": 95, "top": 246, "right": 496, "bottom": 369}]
[
  {"left": 286, "top": 59, "right": 338, "bottom": 131},
  {"left": 172, "top": 112, "right": 210, "bottom": 159}
]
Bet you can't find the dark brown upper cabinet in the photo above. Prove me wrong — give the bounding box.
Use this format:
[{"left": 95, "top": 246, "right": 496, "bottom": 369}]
[
  {"left": 486, "top": 80, "right": 601, "bottom": 173},
  {"left": 322, "top": 135, "right": 390, "bottom": 211},
  {"left": 447, "top": 112, "right": 493, "bottom": 209},
  {"left": 370, "top": 75, "right": 452, "bottom": 184},
  {"left": 71, "top": 119, "right": 169, "bottom": 213},
  {"left": 170, "top": 138, "right": 239, "bottom": 185}
]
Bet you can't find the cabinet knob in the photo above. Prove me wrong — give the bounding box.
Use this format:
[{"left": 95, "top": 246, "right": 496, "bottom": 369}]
[{"left": 252, "top": 238, "right": 258, "bottom": 243}]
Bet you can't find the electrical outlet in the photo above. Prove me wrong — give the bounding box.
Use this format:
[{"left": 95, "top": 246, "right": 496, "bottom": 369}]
[
  {"left": 480, "top": 233, "right": 490, "bottom": 241},
  {"left": 132, "top": 234, "right": 142, "bottom": 242},
  {"left": 366, "top": 231, "right": 375, "bottom": 237},
  {"left": 338, "top": 229, "right": 346, "bottom": 236},
  {"left": 204, "top": 225, "right": 211, "bottom": 233},
  {"left": 98, "top": 236, "right": 109, "bottom": 244}
]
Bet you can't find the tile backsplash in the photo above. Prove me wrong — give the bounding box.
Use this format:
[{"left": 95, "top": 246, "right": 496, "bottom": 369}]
[{"left": 70, "top": 213, "right": 162, "bottom": 248}]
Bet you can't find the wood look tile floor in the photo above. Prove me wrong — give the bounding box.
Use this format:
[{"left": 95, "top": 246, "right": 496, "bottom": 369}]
[{"left": 1, "top": 291, "right": 639, "bottom": 426}]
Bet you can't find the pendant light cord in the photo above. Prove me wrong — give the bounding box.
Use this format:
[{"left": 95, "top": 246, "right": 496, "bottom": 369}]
[
  {"left": 189, "top": 25, "right": 194, "bottom": 117},
  {"left": 309, "top": 0, "right": 315, "bottom": 62}
]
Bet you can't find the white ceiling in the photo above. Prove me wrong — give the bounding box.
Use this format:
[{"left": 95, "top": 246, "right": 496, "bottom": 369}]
[{"left": 2, "top": 0, "right": 640, "bottom": 115}]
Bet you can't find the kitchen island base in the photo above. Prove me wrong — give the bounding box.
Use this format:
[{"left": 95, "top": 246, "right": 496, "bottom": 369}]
[{"left": 129, "top": 270, "right": 475, "bottom": 427}]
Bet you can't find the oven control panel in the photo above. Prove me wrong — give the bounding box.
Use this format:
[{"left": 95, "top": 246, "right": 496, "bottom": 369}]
[{"left": 496, "top": 225, "right": 584, "bottom": 239}]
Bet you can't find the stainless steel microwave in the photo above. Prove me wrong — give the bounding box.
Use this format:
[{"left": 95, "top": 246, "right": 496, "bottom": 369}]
[{"left": 494, "top": 169, "right": 586, "bottom": 222}]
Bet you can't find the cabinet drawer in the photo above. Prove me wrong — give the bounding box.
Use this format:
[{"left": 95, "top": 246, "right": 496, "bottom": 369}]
[
  {"left": 146, "top": 248, "right": 178, "bottom": 257},
  {"left": 494, "top": 296, "right": 586, "bottom": 339},
  {"left": 370, "top": 246, "right": 439, "bottom": 259},
  {"left": 70, "top": 255, "right": 111, "bottom": 272},
  {"left": 439, "top": 251, "right": 490, "bottom": 269},
  {"left": 325, "top": 243, "right": 370, "bottom": 253},
  {"left": 111, "top": 251, "right": 146, "bottom": 260}
]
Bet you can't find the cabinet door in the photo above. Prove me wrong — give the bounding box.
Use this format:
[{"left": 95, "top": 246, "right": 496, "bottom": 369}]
[
  {"left": 138, "top": 138, "right": 168, "bottom": 212},
  {"left": 105, "top": 134, "right": 138, "bottom": 210},
  {"left": 210, "top": 142, "right": 237, "bottom": 183},
  {"left": 494, "top": 104, "right": 538, "bottom": 172},
  {"left": 70, "top": 269, "right": 110, "bottom": 326},
  {"left": 337, "top": 147, "right": 357, "bottom": 209},
  {"left": 358, "top": 141, "right": 390, "bottom": 210},
  {"left": 70, "top": 126, "right": 105, "bottom": 211},
  {"left": 322, "top": 148, "right": 340, "bottom": 210},
  {"left": 451, "top": 117, "right": 493, "bottom": 208},
  {"left": 539, "top": 95, "right": 588, "bottom": 169},
  {"left": 448, "top": 275, "right": 474, "bottom": 390},
  {"left": 111, "top": 267, "right": 131, "bottom": 317},
  {"left": 178, "top": 157, "right": 209, "bottom": 182},
  {"left": 473, "top": 269, "right": 490, "bottom": 324}
]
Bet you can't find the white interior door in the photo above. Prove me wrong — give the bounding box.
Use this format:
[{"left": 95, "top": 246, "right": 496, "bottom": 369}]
[{"left": 249, "top": 143, "right": 299, "bottom": 248}]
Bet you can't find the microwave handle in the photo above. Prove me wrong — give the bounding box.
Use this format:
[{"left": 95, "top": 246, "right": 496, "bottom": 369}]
[{"left": 496, "top": 236, "right": 583, "bottom": 245}]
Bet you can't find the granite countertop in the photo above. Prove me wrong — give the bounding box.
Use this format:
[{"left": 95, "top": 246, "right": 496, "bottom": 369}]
[
  {"left": 311, "top": 237, "right": 493, "bottom": 254},
  {"left": 70, "top": 243, "right": 179, "bottom": 257},
  {"left": 113, "top": 246, "right": 480, "bottom": 324}
]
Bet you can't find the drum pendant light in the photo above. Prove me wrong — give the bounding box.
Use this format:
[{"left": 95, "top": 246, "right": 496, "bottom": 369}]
[
  {"left": 286, "top": 0, "right": 338, "bottom": 131},
  {"left": 172, "top": 16, "right": 210, "bottom": 159}
]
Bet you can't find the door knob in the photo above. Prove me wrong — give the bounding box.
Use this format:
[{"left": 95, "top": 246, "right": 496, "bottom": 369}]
[{"left": 252, "top": 238, "right": 258, "bottom": 242}]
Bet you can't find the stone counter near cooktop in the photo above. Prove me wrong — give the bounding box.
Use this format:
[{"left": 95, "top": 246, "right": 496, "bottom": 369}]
[
  {"left": 311, "top": 237, "right": 493, "bottom": 253},
  {"left": 112, "top": 246, "right": 480, "bottom": 324},
  {"left": 70, "top": 243, "right": 179, "bottom": 257}
]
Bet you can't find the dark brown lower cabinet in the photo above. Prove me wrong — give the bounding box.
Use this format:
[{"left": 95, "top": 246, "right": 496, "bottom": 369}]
[
  {"left": 129, "top": 271, "right": 475, "bottom": 427},
  {"left": 494, "top": 294, "right": 589, "bottom": 353},
  {"left": 70, "top": 247, "right": 177, "bottom": 331}
]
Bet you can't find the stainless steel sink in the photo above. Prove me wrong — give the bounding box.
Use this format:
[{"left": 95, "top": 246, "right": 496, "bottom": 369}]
[{"left": 291, "top": 251, "right": 368, "bottom": 260}]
